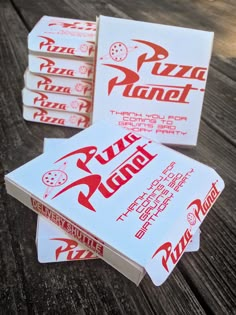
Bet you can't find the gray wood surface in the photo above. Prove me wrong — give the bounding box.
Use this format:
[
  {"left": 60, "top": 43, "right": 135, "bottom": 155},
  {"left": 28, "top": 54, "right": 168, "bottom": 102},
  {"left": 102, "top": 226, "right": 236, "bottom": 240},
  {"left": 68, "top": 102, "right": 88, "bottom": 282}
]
[{"left": 0, "top": 0, "right": 235, "bottom": 314}]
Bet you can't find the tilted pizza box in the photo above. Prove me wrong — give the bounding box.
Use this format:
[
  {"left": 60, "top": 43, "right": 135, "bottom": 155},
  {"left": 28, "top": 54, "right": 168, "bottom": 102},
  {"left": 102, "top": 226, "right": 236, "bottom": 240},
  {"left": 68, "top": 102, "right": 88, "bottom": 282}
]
[
  {"left": 28, "top": 54, "right": 93, "bottom": 79},
  {"left": 24, "top": 69, "right": 93, "bottom": 97},
  {"left": 36, "top": 138, "right": 200, "bottom": 264},
  {"left": 93, "top": 16, "right": 214, "bottom": 146},
  {"left": 23, "top": 106, "right": 91, "bottom": 129},
  {"left": 22, "top": 88, "right": 92, "bottom": 114},
  {"left": 5, "top": 122, "right": 224, "bottom": 286},
  {"left": 28, "top": 16, "right": 96, "bottom": 58}
]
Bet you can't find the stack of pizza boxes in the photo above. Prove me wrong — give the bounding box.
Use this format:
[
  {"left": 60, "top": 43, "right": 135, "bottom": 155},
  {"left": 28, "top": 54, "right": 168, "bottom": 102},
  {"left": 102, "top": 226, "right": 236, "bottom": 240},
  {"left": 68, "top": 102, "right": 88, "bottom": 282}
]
[
  {"left": 22, "top": 16, "right": 96, "bottom": 129},
  {"left": 11, "top": 15, "right": 223, "bottom": 285}
]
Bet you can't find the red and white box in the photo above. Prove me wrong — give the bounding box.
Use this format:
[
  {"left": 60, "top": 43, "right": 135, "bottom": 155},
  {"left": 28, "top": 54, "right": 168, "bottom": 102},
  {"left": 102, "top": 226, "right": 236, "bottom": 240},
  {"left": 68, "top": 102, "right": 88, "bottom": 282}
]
[
  {"left": 5, "top": 121, "right": 224, "bottom": 285},
  {"left": 23, "top": 106, "right": 91, "bottom": 129},
  {"left": 28, "top": 16, "right": 96, "bottom": 58},
  {"left": 28, "top": 54, "right": 93, "bottom": 79},
  {"left": 24, "top": 69, "right": 93, "bottom": 97},
  {"left": 93, "top": 16, "right": 214, "bottom": 146},
  {"left": 22, "top": 88, "right": 92, "bottom": 114},
  {"left": 36, "top": 137, "right": 200, "bottom": 263}
]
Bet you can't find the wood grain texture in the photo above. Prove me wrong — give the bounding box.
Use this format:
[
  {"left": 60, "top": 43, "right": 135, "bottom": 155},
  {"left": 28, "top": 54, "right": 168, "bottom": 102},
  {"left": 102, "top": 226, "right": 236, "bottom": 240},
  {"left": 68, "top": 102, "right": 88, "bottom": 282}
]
[
  {"left": 0, "top": 0, "right": 235, "bottom": 314},
  {"left": 110, "top": 0, "right": 236, "bottom": 78}
]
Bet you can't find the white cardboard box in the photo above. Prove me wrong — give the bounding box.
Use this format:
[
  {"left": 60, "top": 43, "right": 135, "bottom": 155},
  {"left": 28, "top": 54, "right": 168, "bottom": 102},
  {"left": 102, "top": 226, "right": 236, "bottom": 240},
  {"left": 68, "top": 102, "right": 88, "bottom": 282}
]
[
  {"left": 36, "top": 138, "right": 200, "bottom": 264},
  {"left": 28, "top": 16, "right": 96, "bottom": 58},
  {"left": 22, "top": 88, "right": 92, "bottom": 114},
  {"left": 5, "top": 121, "right": 224, "bottom": 286},
  {"left": 24, "top": 69, "right": 93, "bottom": 97},
  {"left": 93, "top": 16, "right": 214, "bottom": 146},
  {"left": 28, "top": 54, "right": 93, "bottom": 79},
  {"left": 23, "top": 106, "right": 91, "bottom": 129}
]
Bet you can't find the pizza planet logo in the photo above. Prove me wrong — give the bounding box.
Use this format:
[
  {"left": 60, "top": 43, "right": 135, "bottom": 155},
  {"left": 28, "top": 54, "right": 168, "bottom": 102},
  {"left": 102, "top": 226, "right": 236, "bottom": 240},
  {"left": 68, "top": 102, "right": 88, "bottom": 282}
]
[{"left": 102, "top": 39, "right": 208, "bottom": 104}]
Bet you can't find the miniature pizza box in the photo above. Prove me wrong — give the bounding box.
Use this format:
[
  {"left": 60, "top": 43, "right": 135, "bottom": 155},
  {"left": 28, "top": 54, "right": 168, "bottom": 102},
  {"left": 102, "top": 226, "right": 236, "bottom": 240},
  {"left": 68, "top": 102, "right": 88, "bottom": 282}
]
[
  {"left": 28, "top": 16, "right": 96, "bottom": 58},
  {"left": 23, "top": 106, "right": 91, "bottom": 129},
  {"left": 24, "top": 69, "right": 93, "bottom": 97},
  {"left": 28, "top": 54, "right": 93, "bottom": 79},
  {"left": 36, "top": 138, "right": 200, "bottom": 264},
  {"left": 5, "top": 121, "right": 224, "bottom": 286},
  {"left": 93, "top": 16, "right": 214, "bottom": 146},
  {"left": 22, "top": 88, "right": 92, "bottom": 114}
]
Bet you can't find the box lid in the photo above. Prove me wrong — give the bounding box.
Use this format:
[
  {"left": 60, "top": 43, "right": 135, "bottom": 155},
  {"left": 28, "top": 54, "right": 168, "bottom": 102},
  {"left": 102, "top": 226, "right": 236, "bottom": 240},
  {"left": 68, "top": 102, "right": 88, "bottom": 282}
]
[{"left": 37, "top": 215, "right": 97, "bottom": 262}]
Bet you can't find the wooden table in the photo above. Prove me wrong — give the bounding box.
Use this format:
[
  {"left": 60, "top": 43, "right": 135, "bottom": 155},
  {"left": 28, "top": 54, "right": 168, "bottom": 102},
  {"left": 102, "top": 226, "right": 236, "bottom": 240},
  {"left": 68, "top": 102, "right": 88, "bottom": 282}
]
[{"left": 0, "top": 0, "right": 235, "bottom": 314}]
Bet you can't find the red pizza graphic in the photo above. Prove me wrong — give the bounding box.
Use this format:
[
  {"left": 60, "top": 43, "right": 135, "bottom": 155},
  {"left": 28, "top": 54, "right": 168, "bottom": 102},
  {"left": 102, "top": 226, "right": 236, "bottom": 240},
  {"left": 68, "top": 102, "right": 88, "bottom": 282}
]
[{"left": 70, "top": 100, "right": 79, "bottom": 109}]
